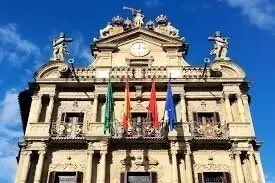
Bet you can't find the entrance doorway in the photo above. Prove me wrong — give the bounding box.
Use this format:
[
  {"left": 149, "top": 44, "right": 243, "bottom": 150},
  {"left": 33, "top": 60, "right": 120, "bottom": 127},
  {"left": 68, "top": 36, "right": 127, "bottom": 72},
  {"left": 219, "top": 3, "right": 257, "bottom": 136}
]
[{"left": 121, "top": 172, "right": 157, "bottom": 183}]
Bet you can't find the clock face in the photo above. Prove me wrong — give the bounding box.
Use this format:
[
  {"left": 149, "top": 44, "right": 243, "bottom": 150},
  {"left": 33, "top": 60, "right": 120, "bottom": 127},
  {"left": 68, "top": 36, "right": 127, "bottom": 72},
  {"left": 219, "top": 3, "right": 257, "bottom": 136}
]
[{"left": 130, "top": 42, "right": 150, "bottom": 57}]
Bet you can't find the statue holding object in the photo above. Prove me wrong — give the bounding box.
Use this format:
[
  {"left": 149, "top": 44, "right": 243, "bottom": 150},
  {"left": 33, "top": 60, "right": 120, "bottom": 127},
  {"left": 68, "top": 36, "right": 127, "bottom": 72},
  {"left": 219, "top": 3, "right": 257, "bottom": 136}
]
[
  {"left": 123, "top": 6, "right": 145, "bottom": 27},
  {"left": 52, "top": 32, "right": 72, "bottom": 61},
  {"left": 208, "top": 31, "right": 230, "bottom": 61}
]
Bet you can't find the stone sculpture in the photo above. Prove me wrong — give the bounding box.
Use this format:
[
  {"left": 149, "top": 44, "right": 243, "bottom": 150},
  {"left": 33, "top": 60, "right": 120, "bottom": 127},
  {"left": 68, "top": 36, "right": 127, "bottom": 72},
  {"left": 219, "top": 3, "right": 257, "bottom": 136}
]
[
  {"left": 52, "top": 32, "right": 72, "bottom": 61},
  {"left": 208, "top": 31, "right": 230, "bottom": 60}
]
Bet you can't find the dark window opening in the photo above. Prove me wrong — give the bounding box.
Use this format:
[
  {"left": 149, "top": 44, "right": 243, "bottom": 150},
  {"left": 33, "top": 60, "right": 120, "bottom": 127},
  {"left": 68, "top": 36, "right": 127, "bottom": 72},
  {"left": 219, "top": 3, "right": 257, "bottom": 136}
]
[
  {"left": 49, "top": 171, "right": 83, "bottom": 183},
  {"left": 38, "top": 95, "right": 50, "bottom": 122},
  {"left": 198, "top": 172, "right": 231, "bottom": 183},
  {"left": 60, "top": 112, "right": 84, "bottom": 124},
  {"left": 120, "top": 172, "right": 157, "bottom": 183}
]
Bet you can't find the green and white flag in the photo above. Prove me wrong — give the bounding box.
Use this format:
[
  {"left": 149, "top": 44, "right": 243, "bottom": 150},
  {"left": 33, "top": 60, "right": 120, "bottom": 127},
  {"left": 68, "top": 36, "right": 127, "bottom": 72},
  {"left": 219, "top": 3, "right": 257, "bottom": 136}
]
[{"left": 104, "top": 78, "right": 113, "bottom": 134}]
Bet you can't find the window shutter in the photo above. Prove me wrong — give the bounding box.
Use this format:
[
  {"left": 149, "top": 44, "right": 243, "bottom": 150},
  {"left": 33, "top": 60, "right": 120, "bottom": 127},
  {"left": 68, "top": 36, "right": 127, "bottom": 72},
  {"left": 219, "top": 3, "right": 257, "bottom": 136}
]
[
  {"left": 120, "top": 172, "right": 125, "bottom": 183},
  {"left": 224, "top": 172, "right": 232, "bottom": 183},
  {"left": 48, "top": 171, "right": 56, "bottom": 183},
  {"left": 198, "top": 173, "right": 203, "bottom": 183},
  {"left": 76, "top": 171, "right": 83, "bottom": 183},
  {"left": 193, "top": 112, "right": 198, "bottom": 122},
  {"left": 151, "top": 172, "right": 158, "bottom": 183},
  {"left": 79, "top": 113, "right": 84, "bottom": 123},
  {"left": 215, "top": 112, "right": 220, "bottom": 123},
  {"left": 61, "top": 113, "right": 65, "bottom": 123}
]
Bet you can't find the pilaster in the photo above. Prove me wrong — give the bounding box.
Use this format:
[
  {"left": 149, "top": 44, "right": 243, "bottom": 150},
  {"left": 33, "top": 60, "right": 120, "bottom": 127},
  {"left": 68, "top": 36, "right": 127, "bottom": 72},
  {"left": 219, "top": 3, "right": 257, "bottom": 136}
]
[
  {"left": 185, "top": 142, "right": 193, "bottom": 183},
  {"left": 92, "top": 94, "right": 99, "bottom": 122},
  {"left": 19, "top": 150, "right": 32, "bottom": 183},
  {"left": 97, "top": 150, "right": 107, "bottom": 183},
  {"left": 236, "top": 93, "right": 245, "bottom": 123},
  {"left": 34, "top": 150, "right": 46, "bottom": 183},
  {"left": 254, "top": 151, "right": 266, "bottom": 183},
  {"left": 223, "top": 93, "right": 233, "bottom": 122},
  {"left": 234, "top": 151, "right": 245, "bottom": 183},
  {"left": 247, "top": 151, "right": 259, "bottom": 183},
  {"left": 45, "top": 94, "right": 55, "bottom": 123}
]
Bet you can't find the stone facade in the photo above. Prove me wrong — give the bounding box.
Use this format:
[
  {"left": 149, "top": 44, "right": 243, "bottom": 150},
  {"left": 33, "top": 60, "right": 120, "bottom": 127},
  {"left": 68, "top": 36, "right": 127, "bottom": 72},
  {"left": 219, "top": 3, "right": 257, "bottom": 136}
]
[{"left": 15, "top": 10, "right": 265, "bottom": 183}]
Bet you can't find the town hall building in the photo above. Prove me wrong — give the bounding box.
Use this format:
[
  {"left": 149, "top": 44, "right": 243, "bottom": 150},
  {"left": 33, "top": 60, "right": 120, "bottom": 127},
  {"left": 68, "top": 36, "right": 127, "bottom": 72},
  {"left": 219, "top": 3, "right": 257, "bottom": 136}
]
[{"left": 15, "top": 7, "right": 265, "bottom": 183}]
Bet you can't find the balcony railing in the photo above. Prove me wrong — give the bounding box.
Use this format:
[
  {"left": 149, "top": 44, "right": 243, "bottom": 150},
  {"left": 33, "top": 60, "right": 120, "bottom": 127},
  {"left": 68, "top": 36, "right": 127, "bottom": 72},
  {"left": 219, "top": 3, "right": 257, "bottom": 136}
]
[
  {"left": 51, "top": 122, "right": 84, "bottom": 139},
  {"left": 111, "top": 119, "right": 167, "bottom": 138},
  {"left": 191, "top": 122, "right": 228, "bottom": 138}
]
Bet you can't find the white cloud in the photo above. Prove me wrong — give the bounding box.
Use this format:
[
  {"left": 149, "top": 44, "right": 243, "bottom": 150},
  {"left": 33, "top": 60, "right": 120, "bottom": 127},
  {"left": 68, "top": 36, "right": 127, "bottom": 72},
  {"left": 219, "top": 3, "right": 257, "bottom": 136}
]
[
  {"left": 266, "top": 173, "right": 275, "bottom": 183},
  {"left": 0, "top": 89, "right": 22, "bottom": 182},
  {"left": 220, "top": 0, "right": 275, "bottom": 30},
  {"left": 69, "top": 32, "right": 93, "bottom": 65},
  {"left": 0, "top": 24, "right": 41, "bottom": 66}
]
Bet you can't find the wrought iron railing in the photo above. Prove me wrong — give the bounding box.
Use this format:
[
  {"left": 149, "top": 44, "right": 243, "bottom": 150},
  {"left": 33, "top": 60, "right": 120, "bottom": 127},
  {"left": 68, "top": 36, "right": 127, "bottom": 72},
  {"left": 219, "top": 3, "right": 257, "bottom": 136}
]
[
  {"left": 191, "top": 122, "right": 228, "bottom": 138},
  {"left": 51, "top": 122, "right": 84, "bottom": 138},
  {"left": 111, "top": 119, "right": 167, "bottom": 138}
]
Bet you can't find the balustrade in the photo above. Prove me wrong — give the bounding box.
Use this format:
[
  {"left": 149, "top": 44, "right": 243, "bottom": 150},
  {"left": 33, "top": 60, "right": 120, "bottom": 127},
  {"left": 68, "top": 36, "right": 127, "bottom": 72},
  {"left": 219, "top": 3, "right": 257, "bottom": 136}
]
[
  {"left": 51, "top": 121, "right": 84, "bottom": 138},
  {"left": 111, "top": 119, "right": 167, "bottom": 138},
  {"left": 191, "top": 121, "right": 228, "bottom": 138},
  {"left": 70, "top": 66, "right": 210, "bottom": 79}
]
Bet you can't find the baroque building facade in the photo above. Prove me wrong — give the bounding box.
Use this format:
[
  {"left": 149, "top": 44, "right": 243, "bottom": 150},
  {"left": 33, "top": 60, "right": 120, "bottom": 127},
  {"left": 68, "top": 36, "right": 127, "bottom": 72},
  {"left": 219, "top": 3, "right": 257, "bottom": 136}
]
[{"left": 16, "top": 8, "right": 265, "bottom": 183}]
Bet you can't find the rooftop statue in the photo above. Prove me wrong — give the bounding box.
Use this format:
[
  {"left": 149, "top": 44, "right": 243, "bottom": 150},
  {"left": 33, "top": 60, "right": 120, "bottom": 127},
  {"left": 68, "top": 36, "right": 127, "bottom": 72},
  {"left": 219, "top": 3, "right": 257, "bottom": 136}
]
[
  {"left": 52, "top": 32, "right": 72, "bottom": 61},
  {"left": 97, "top": 8, "right": 181, "bottom": 39},
  {"left": 208, "top": 31, "right": 230, "bottom": 61},
  {"left": 123, "top": 6, "right": 145, "bottom": 27},
  {"left": 155, "top": 15, "right": 179, "bottom": 38}
]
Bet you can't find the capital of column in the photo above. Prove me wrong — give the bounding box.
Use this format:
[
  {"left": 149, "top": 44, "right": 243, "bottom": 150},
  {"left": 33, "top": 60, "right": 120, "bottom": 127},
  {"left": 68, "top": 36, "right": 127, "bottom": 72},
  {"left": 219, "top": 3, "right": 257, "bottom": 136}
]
[
  {"left": 21, "top": 150, "right": 32, "bottom": 156},
  {"left": 100, "top": 150, "right": 108, "bottom": 156},
  {"left": 87, "top": 150, "right": 94, "bottom": 156},
  {"left": 38, "top": 150, "right": 46, "bottom": 156}
]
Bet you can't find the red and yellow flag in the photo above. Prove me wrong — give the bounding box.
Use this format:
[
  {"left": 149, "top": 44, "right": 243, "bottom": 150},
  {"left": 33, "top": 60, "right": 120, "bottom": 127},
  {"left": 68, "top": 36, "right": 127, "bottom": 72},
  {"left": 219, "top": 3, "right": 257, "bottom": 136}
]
[
  {"left": 122, "top": 76, "right": 131, "bottom": 131},
  {"left": 148, "top": 77, "right": 159, "bottom": 129}
]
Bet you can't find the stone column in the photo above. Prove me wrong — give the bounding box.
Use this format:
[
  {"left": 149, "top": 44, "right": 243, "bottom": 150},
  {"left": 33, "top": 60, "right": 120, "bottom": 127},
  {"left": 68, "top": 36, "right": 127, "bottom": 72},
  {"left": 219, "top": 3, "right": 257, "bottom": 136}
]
[
  {"left": 180, "top": 93, "right": 187, "bottom": 122},
  {"left": 171, "top": 150, "right": 178, "bottom": 183},
  {"left": 224, "top": 93, "right": 233, "bottom": 122},
  {"left": 254, "top": 152, "right": 266, "bottom": 183},
  {"left": 45, "top": 94, "right": 55, "bottom": 123},
  {"left": 229, "top": 153, "right": 237, "bottom": 183},
  {"left": 180, "top": 158, "right": 187, "bottom": 183},
  {"left": 234, "top": 152, "right": 245, "bottom": 183},
  {"left": 237, "top": 94, "right": 245, "bottom": 122},
  {"left": 34, "top": 150, "right": 46, "bottom": 183},
  {"left": 248, "top": 152, "right": 259, "bottom": 183},
  {"left": 97, "top": 150, "right": 107, "bottom": 183},
  {"left": 86, "top": 150, "right": 94, "bottom": 183},
  {"left": 35, "top": 95, "right": 42, "bottom": 122},
  {"left": 92, "top": 94, "right": 99, "bottom": 122},
  {"left": 19, "top": 151, "right": 32, "bottom": 183},
  {"left": 185, "top": 143, "right": 193, "bottom": 183}
]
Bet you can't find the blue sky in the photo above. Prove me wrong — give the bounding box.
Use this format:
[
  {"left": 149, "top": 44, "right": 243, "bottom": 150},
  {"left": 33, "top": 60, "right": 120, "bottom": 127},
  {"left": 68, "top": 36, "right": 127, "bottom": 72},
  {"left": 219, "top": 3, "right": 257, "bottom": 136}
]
[{"left": 0, "top": 0, "right": 274, "bottom": 182}]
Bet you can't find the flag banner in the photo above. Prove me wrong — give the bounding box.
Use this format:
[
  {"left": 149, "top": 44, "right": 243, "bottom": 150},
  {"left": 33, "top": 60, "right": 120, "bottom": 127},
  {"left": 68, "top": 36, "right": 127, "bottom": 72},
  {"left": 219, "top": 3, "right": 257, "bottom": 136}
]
[
  {"left": 122, "top": 76, "right": 131, "bottom": 131},
  {"left": 104, "top": 78, "right": 113, "bottom": 134},
  {"left": 148, "top": 77, "right": 159, "bottom": 129},
  {"left": 165, "top": 82, "right": 177, "bottom": 131}
]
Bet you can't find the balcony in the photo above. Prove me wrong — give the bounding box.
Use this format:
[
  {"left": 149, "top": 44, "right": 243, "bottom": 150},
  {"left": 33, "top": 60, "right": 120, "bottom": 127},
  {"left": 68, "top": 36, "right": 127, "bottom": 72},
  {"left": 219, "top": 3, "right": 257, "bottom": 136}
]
[
  {"left": 111, "top": 119, "right": 167, "bottom": 139},
  {"left": 51, "top": 122, "right": 84, "bottom": 140},
  {"left": 191, "top": 122, "right": 228, "bottom": 139}
]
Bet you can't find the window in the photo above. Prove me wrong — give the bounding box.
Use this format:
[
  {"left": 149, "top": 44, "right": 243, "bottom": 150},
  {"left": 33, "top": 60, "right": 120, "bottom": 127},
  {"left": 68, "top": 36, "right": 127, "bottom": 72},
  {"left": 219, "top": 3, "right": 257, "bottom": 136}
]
[
  {"left": 198, "top": 172, "right": 231, "bottom": 183},
  {"left": 193, "top": 112, "right": 220, "bottom": 125},
  {"left": 49, "top": 171, "right": 83, "bottom": 183},
  {"left": 192, "top": 112, "right": 221, "bottom": 137},
  {"left": 120, "top": 172, "right": 157, "bottom": 183},
  {"left": 60, "top": 112, "right": 84, "bottom": 124}
]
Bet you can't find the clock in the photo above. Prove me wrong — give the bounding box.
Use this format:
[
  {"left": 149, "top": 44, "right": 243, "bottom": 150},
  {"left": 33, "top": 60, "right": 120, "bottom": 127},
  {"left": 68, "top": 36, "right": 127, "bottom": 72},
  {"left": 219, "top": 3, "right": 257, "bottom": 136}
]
[{"left": 130, "top": 42, "right": 150, "bottom": 57}]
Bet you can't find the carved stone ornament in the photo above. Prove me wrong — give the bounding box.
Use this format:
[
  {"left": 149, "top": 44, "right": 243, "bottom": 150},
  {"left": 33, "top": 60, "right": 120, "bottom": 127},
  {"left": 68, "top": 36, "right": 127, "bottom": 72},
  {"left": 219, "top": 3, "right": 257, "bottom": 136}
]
[
  {"left": 49, "top": 162, "right": 86, "bottom": 172},
  {"left": 131, "top": 100, "right": 147, "bottom": 113},
  {"left": 120, "top": 155, "right": 159, "bottom": 170},
  {"left": 194, "top": 164, "right": 231, "bottom": 183},
  {"left": 208, "top": 31, "right": 230, "bottom": 61}
]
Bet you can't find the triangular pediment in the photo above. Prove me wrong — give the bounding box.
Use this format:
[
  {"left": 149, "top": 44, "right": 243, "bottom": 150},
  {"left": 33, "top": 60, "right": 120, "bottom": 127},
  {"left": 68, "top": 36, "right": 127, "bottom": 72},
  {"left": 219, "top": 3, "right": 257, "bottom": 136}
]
[{"left": 93, "top": 27, "right": 184, "bottom": 47}]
